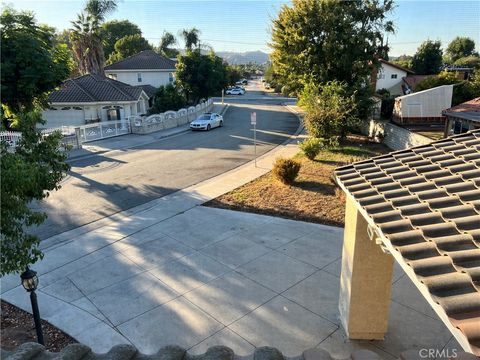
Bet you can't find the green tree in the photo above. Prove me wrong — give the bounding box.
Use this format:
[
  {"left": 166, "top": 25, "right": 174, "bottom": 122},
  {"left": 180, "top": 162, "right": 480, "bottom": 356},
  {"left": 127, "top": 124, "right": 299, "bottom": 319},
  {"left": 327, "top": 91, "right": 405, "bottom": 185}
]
[
  {"left": 299, "top": 81, "right": 358, "bottom": 142},
  {"left": 392, "top": 55, "right": 413, "bottom": 70},
  {"left": 149, "top": 84, "right": 186, "bottom": 114},
  {"left": 1, "top": 112, "right": 70, "bottom": 275},
  {"left": 181, "top": 28, "right": 200, "bottom": 51},
  {"left": 270, "top": 0, "right": 394, "bottom": 95},
  {"left": 454, "top": 55, "right": 480, "bottom": 69},
  {"left": 70, "top": 0, "right": 118, "bottom": 75},
  {"left": 101, "top": 20, "right": 142, "bottom": 59},
  {"left": 411, "top": 40, "right": 443, "bottom": 75},
  {"left": 226, "top": 65, "right": 242, "bottom": 85},
  {"left": 176, "top": 50, "right": 229, "bottom": 103},
  {"left": 1, "top": 8, "right": 71, "bottom": 127},
  {"left": 108, "top": 34, "right": 152, "bottom": 63},
  {"left": 158, "top": 31, "right": 179, "bottom": 58},
  {"left": 446, "top": 37, "right": 477, "bottom": 62}
]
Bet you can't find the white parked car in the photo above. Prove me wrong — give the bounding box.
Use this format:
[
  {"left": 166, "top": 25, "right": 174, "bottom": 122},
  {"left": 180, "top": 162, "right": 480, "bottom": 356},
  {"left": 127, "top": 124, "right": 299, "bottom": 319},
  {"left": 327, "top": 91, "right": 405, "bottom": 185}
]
[
  {"left": 190, "top": 112, "right": 223, "bottom": 131},
  {"left": 226, "top": 87, "right": 245, "bottom": 95}
]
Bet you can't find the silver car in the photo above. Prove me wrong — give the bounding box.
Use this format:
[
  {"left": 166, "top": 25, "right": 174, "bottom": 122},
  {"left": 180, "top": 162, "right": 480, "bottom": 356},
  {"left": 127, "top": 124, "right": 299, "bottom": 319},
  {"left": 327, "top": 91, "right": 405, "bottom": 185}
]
[{"left": 190, "top": 112, "right": 224, "bottom": 131}]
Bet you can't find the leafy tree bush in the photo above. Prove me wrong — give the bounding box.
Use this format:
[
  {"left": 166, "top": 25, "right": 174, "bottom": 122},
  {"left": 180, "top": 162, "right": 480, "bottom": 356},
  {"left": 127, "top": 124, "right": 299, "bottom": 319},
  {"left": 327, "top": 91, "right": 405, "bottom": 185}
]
[
  {"left": 1, "top": 111, "right": 70, "bottom": 275},
  {"left": 101, "top": 20, "right": 142, "bottom": 59},
  {"left": 299, "top": 138, "right": 324, "bottom": 160},
  {"left": 270, "top": 0, "right": 394, "bottom": 96},
  {"left": 299, "top": 81, "right": 358, "bottom": 142},
  {"left": 446, "top": 37, "right": 477, "bottom": 62},
  {"left": 454, "top": 55, "right": 480, "bottom": 69},
  {"left": 158, "top": 31, "right": 179, "bottom": 58},
  {"left": 411, "top": 40, "right": 443, "bottom": 75},
  {"left": 108, "top": 34, "right": 152, "bottom": 63},
  {"left": 272, "top": 158, "right": 301, "bottom": 185},
  {"left": 176, "top": 49, "right": 229, "bottom": 103},
  {"left": 1, "top": 8, "right": 71, "bottom": 127},
  {"left": 149, "top": 84, "right": 186, "bottom": 114}
]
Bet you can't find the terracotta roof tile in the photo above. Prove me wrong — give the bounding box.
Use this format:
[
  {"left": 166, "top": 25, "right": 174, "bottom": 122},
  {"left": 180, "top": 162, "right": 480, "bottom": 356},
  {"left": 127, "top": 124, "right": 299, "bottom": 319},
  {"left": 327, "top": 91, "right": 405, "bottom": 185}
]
[{"left": 335, "top": 129, "right": 480, "bottom": 356}]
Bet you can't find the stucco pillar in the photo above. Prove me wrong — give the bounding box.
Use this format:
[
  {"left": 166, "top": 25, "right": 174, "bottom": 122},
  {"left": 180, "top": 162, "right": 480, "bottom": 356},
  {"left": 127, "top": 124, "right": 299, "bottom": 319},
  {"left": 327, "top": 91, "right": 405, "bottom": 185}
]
[{"left": 338, "top": 196, "right": 394, "bottom": 340}]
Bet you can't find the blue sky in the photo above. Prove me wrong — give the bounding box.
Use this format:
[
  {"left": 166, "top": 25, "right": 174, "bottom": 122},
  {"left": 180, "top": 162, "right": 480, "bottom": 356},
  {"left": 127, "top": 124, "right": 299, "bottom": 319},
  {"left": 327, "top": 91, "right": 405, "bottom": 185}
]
[{"left": 3, "top": 0, "right": 479, "bottom": 56}]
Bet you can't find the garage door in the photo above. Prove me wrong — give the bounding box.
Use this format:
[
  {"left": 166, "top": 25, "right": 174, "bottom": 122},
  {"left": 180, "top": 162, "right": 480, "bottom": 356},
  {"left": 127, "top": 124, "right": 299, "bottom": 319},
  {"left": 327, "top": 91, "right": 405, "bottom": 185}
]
[{"left": 42, "top": 107, "right": 85, "bottom": 128}]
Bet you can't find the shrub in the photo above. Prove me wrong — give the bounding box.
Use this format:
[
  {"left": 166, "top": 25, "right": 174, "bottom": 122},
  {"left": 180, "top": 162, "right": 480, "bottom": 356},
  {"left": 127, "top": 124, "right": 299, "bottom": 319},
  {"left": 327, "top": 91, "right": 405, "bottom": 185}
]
[
  {"left": 299, "top": 138, "right": 324, "bottom": 160},
  {"left": 149, "top": 84, "right": 187, "bottom": 114},
  {"left": 272, "top": 157, "right": 301, "bottom": 185},
  {"left": 299, "top": 81, "right": 359, "bottom": 141}
]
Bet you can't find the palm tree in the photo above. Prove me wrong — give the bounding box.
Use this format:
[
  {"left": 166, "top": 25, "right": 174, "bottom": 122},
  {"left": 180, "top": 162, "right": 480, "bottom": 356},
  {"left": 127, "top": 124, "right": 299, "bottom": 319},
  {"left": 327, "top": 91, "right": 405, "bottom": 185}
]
[
  {"left": 70, "top": 0, "right": 117, "bottom": 75},
  {"left": 159, "top": 31, "right": 179, "bottom": 58},
  {"left": 181, "top": 28, "right": 200, "bottom": 51}
]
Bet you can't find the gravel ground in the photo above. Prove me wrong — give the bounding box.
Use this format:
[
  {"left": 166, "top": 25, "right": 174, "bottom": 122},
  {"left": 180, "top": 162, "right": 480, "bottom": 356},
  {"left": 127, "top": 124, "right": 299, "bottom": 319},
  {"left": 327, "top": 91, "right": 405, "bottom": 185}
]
[{"left": 1, "top": 300, "right": 77, "bottom": 352}]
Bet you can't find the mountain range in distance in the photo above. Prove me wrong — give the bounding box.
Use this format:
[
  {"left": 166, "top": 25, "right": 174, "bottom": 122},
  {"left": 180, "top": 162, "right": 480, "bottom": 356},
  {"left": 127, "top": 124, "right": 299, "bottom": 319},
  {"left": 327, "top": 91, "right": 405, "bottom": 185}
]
[{"left": 216, "top": 50, "right": 270, "bottom": 65}]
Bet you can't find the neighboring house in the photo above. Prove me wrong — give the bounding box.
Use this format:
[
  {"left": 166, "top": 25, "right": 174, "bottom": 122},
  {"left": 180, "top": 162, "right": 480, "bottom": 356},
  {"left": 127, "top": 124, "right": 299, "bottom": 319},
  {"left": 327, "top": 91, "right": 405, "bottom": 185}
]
[
  {"left": 392, "top": 84, "right": 453, "bottom": 125},
  {"left": 373, "top": 59, "right": 415, "bottom": 96},
  {"left": 443, "top": 97, "right": 480, "bottom": 136},
  {"left": 41, "top": 74, "right": 152, "bottom": 128},
  {"left": 104, "top": 50, "right": 176, "bottom": 88}
]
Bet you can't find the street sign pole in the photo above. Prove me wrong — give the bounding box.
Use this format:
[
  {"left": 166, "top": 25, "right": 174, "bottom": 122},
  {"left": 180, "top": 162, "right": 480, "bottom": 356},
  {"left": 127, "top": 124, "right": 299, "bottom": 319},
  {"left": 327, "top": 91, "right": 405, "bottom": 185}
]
[
  {"left": 221, "top": 89, "right": 224, "bottom": 105},
  {"left": 254, "top": 122, "right": 257, "bottom": 167},
  {"left": 251, "top": 112, "right": 257, "bottom": 167}
]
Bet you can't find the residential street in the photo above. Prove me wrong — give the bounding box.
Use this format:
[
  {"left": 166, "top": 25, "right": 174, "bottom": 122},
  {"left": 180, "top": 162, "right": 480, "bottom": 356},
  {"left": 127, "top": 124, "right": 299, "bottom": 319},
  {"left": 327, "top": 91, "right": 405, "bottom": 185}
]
[{"left": 32, "top": 81, "right": 299, "bottom": 240}]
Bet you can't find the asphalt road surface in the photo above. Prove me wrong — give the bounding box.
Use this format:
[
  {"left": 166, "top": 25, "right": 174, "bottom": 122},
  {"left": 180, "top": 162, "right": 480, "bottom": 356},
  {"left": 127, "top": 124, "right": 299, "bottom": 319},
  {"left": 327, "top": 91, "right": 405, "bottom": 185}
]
[{"left": 33, "top": 80, "right": 299, "bottom": 240}]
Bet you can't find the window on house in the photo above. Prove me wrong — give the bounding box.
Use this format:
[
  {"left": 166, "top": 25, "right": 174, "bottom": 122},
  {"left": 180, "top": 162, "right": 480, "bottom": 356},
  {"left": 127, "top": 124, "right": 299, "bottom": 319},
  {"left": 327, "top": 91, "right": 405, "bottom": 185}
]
[
  {"left": 137, "top": 73, "right": 142, "bottom": 82},
  {"left": 169, "top": 72, "right": 174, "bottom": 82},
  {"left": 391, "top": 74, "right": 397, "bottom": 79},
  {"left": 377, "top": 70, "right": 385, "bottom": 79}
]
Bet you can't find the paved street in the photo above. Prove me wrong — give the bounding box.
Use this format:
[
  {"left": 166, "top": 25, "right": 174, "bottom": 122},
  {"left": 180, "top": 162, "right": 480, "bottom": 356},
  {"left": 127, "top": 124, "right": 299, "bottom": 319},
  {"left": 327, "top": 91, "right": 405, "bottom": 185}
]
[{"left": 33, "top": 81, "right": 299, "bottom": 239}]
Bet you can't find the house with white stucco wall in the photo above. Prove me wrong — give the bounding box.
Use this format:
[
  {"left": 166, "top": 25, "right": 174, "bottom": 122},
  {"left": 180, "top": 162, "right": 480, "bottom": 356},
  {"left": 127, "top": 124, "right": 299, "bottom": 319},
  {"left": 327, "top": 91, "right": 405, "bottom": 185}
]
[
  {"left": 373, "top": 59, "right": 415, "bottom": 96},
  {"left": 41, "top": 74, "right": 155, "bottom": 128},
  {"left": 104, "top": 50, "right": 176, "bottom": 88}
]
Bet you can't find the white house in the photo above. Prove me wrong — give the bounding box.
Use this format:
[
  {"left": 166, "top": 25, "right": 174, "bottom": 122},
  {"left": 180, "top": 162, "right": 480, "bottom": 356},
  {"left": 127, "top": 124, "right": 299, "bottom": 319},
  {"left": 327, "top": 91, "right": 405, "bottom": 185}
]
[
  {"left": 41, "top": 74, "right": 155, "bottom": 128},
  {"left": 104, "top": 50, "right": 176, "bottom": 88},
  {"left": 374, "top": 59, "right": 414, "bottom": 96}
]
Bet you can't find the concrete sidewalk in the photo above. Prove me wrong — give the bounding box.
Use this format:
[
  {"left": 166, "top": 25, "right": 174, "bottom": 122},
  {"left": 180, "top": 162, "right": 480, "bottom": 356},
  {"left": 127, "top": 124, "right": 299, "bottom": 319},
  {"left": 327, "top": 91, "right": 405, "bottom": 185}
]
[
  {"left": 68, "top": 103, "right": 229, "bottom": 161},
  {"left": 0, "top": 105, "right": 456, "bottom": 357}
]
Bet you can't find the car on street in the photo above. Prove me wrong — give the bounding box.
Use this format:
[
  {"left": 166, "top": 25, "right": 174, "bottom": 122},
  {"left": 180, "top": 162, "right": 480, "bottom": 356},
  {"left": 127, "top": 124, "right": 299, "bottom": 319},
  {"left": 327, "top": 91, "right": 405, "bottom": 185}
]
[
  {"left": 226, "top": 87, "right": 245, "bottom": 95},
  {"left": 190, "top": 112, "right": 223, "bottom": 131}
]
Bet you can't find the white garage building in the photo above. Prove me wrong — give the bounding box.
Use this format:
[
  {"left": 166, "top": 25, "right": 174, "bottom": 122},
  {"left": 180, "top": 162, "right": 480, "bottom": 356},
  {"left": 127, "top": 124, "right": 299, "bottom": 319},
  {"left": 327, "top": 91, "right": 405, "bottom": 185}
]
[{"left": 41, "top": 74, "right": 156, "bottom": 129}]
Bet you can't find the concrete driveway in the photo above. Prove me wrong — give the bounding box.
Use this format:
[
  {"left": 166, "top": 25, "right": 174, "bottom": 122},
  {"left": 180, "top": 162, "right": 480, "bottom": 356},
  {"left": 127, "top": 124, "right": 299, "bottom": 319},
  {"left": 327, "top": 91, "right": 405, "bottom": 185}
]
[{"left": 1, "top": 203, "right": 456, "bottom": 358}]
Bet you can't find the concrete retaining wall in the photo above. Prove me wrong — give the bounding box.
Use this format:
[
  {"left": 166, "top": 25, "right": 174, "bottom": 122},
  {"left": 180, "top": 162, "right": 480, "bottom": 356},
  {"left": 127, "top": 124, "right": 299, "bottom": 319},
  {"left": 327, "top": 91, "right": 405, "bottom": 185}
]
[{"left": 362, "top": 119, "right": 433, "bottom": 150}]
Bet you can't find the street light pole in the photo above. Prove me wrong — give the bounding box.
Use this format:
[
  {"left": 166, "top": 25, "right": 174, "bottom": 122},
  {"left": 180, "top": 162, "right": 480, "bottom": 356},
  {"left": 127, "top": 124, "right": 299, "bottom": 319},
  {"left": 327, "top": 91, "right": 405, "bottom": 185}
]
[{"left": 20, "top": 267, "right": 44, "bottom": 345}]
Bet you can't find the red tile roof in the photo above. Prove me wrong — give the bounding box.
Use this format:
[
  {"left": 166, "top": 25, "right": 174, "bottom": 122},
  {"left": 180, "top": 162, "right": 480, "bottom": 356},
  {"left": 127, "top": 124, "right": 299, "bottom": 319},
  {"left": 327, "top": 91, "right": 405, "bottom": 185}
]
[
  {"left": 444, "top": 98, "right": 480, "bottom": 114},
  {"left": 335, "top": 130, "right": 480, "bottom": 356}
]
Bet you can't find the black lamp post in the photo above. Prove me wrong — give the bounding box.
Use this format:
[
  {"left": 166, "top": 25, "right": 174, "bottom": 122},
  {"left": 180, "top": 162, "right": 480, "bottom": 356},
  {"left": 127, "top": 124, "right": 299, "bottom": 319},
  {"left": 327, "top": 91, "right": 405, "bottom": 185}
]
[{"left": 20, "top": 267, "right": 44, "bottom": 345}]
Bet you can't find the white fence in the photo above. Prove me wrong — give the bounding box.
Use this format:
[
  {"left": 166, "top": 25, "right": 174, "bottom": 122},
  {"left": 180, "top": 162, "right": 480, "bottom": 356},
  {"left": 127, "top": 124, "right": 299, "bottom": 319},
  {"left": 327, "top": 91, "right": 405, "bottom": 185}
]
[
  {"left": 0, "top": 128, "right": 81, "bottom": 152},
  {"left": 77, "top": 119, "right": 131, "bottom": 143},
  {"left": 0, "top": 131, "right": 22, "bottom": 149},
  {"left": 131, "top": 99, "right": 213, "bottom": 135}
]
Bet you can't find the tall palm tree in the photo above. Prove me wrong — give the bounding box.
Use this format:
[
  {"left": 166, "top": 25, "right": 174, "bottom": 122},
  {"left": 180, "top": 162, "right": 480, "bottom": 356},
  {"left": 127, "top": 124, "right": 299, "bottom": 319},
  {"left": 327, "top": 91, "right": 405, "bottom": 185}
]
[
  {"left": 159, "top": 31, "right": 179, "bottom": 58},
  {"left": 70, "top": 0, "right": 117, "bottom": 75},
  {"left": 181, "top": 28, "right": 200, "bottom": 51}
]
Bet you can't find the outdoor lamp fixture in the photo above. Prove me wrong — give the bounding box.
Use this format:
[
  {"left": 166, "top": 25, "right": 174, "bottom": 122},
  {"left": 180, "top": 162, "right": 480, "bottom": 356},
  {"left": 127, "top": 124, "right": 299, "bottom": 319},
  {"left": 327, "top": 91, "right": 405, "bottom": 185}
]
[{"left": 20, "top": 267, "right": 45, "bottom": 345}]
